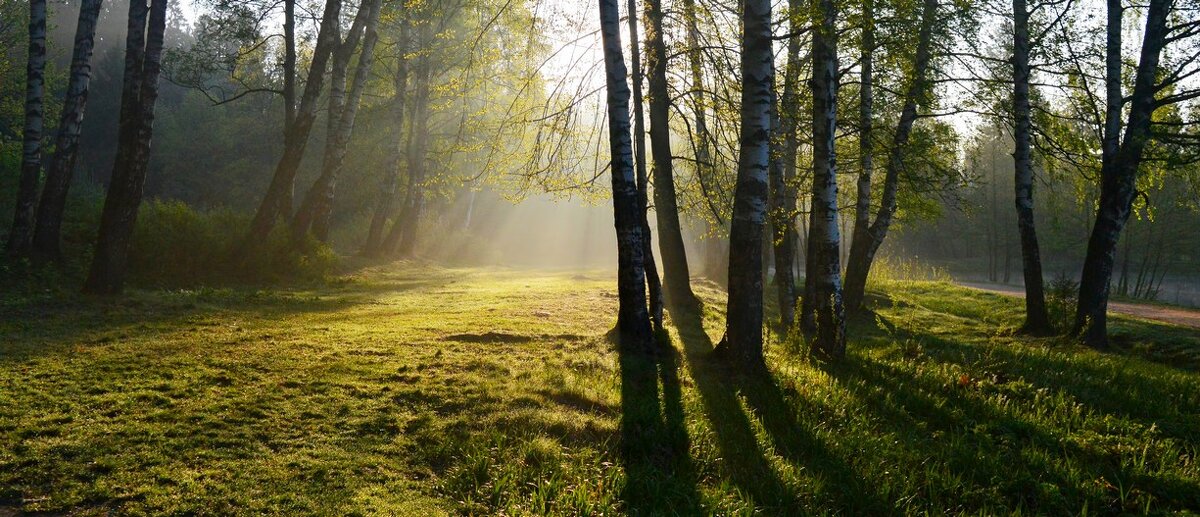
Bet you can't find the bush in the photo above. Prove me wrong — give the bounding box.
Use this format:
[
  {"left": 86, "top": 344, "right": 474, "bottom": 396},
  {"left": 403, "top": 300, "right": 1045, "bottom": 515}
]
[
  {"left": 127, "top": 200, "right": 336, "bottom": 288},
  {"left": 1046, "top": 272, "right": 1079, "bottom": 331}
]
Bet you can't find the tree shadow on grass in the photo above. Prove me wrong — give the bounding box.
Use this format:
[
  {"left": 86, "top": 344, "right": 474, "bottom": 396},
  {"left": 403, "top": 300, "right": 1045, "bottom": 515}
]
[
  {"left": 619, "top": 339, "right": 702, "bottom": 514},
  {"left": 666, "top": 307, "right": 804, "bottom": 511}
]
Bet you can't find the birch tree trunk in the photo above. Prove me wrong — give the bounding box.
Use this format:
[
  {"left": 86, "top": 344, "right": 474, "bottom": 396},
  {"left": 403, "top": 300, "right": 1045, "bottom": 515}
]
[
  {"left": 599, "top": 0, "right": 653, "bottom": 351},
  {"left": 645, "top": 0, "right": 699, "bottom": 309},
  {"left": 30, "top": 0, "right": 103, "bottom": 262},
  {"left": 842, "top": 0, "right": 936, "bottom": 311},
  {"left": 771, "top": 0, "right": 803, "bottom": 332},
  {"left": 364, "top": 19, "right": 411, "bottom": 256},
  {"left": 240, "top": 0, "right": 343, "bottom": 257},
  {"left": 283, "top": 0, "right": 297, "bottom": 133},
  {"left": 849, "top": 0, "right": 874, "bottom": 300},
  {"left": 1011, "top": 0, "right": 1052, "bottom": 333},
  {"left": 385, "top": 53, "right": 432, "bottom": 257},
  {"left": 722, "top": 0, "right": 774, "bottom": 368},
  {"left": 84, "top": 0, "right": 169, "bottom": 295},
  {"left": 806, "top": 0, "right": 846, "bottom": 359},
  {"left": 1075, "top": 0, "right": 1171, "bottom": 348},
  {"left": 5, "top": 0, "right": 48, "bottom": 256},
  {"left": 627, "top": 0, "right": 665, "bottom": 330},
  {"left": 292, "top": 0, "right": 382, "bottom": 243}
]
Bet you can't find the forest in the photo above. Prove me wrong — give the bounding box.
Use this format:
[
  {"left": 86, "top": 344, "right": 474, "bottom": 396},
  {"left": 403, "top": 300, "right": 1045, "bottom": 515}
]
[{"left": 0, "top": 0, "right": 1198, "bottom": 513}]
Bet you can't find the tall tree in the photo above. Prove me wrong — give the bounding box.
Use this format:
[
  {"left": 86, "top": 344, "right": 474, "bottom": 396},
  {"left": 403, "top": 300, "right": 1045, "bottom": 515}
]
[
  {"left": 1074, "top": 0, "right": 1180, "bottom": 348},
  {"left": 5, "top": 0, "right": 47, "bottom": 256},
  {"left": 1011, "top": 0, "right": 1052, "bottom": 333},
  {"left": 770, "top": 0, "right": 804, "bottom": 331},
  {"left": 848, "top": 0, "right": 874, "bottom": 313},
  {"left": 722, "top": 0, "right": 774, "bottom": 367},
  {"left": 841, "top": 0, "right": 937, "bottom": 311},
  {"left": 84, "top": 0, "right": 170, "bottom": 295},
  {"left": 239, "top": 0, "right": 344, "bottom": 256},
  {"left": 291, "top": 0, "right": 384, "bottom": 243},
  {"left": 598, "top": 0, "right": 654, "bottom": 350},
  {"left": 364, "top": 18, "right": 412, "bottom": 256},
  {"left": 29, "top": 0, "right": 104, "bottom": 262},
  {"left": 805, "top": 0, "right": 846, "bottom": 358},
  {"left": 644, "top": 0, "right": 699, "bottom": 309},
  {"left": 628, "top": 0, "right": 665, "bottom": 331},
  {"left": 387, "top": 50, "right": 431, "bottom": 257}
]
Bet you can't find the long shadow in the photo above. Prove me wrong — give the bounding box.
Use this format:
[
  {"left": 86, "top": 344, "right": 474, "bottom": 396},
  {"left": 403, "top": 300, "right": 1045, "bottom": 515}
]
[
  {"left": 874, "top": 311, "right": 1200, "bottom": 441},
  {"left": 668, "top": 307, "right": 800, "bottom": 510},
  {"left": 735, "top": 365, "right": 892, "bottom": 513},
  {"left": 618, "top": 327, "right": 703, "bottom": 514}
]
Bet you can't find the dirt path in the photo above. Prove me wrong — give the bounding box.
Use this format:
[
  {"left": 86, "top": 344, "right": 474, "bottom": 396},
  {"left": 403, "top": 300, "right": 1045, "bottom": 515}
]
[{"left": 960, "top": 281, "right": 1200, "bottom": 330}]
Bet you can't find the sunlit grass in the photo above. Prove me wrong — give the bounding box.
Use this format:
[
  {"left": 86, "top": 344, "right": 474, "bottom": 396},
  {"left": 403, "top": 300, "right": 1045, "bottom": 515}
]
[{"left": 1, "top": 263, "right": 1197, "bottom": 514}]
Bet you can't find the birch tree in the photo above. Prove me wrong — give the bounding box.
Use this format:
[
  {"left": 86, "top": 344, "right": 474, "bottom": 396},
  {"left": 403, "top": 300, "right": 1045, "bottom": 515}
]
[
  {"left": 5, "top": 0, "right": 47, "bottom": 256},
  {"left": 722, "top": 0, "right": 774, "bottom": 367},
  {"left": 84, "top": 0, "right": 171, "bottom": 295},
  {"left": 29, "top": 0, "right": 104, "bottom": 262},
  {"left": 598, "top": 0, "right": 654, "bottom": 350}
]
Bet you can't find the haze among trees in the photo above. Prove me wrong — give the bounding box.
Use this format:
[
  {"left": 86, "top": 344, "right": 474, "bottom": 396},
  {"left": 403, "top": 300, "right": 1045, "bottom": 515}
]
[{"left": 1, "top": 0, "right": 1199, "bottom": 513}]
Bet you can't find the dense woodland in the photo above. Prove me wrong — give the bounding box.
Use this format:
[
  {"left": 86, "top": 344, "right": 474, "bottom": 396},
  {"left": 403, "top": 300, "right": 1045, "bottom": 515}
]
[{"left": 1, "top": 0, "right": 1200, "bottom": 512}]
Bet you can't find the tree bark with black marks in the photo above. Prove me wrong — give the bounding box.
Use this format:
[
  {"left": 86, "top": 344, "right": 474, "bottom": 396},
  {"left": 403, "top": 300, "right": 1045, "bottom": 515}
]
[
  {"left": 283, "top": 0, "right": 297, "bottom": 134},
  {"left": 6, "top": 0, "right": 48, "bottom": 256},
  {"left": 364, "top": 18, "right": 411, "bottom": 257},
  {"left": 29, "top": 0, "right": 104, "bottom": 262},
  {"left": 771, "top": 0, "right": 803, "bottom": 332},
  {"left": 384, "top": 51, "right": 432, "bottom": 257},
  {"left": 598, "top": 0, "right": 654, "bottom": 351},
  {"left": 849, "top": 0, "right": 874, "bottom": 307},
  {"left": 1074, "top": 0, "right": 1172, "bottom": 348},
  {"left": 806, "top": 0, "right": 846, "bottom": 359},
  {"left": 240, "top": 0, "right": 343, "bottom": 256},
  {"left": 842, "top": 0, "right": 936, "bottom": 311},
  {"left": 1011, "top": 0, "right": 1052, "bottom": 333},
  {"left": 627, "top": 0, "right": 665, "bottom": 331},
  {"left": 84, "top": 0, "right": 169, "bottom": 295},
  {"left": 722, "top": 0, "right": 774, "bottom": 368},
  {"left": 644, "top": 0, "right": 699, "bottom": 310},
  {"left": 292, "top": 0, "right": 383, "bottom": 243}
]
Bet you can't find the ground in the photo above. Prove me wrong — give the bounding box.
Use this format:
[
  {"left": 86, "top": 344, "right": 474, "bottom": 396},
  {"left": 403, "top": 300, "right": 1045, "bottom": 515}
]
[{"left": 1, "top": 262, "right": 1198, "bottom": 515}]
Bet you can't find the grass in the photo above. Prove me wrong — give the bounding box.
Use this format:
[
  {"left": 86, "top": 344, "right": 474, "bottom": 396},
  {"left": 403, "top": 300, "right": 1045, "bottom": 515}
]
[{"left": 0, "top": 262, "right": 1198, "bottom": 515}]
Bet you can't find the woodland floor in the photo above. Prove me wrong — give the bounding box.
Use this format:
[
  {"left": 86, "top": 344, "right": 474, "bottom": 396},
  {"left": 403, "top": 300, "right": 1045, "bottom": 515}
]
[
  {"left": 1, "top": 262, "right": 1199, "bottom": 515},
  {"left": 960, "top": 281, "right": 1200, "bottom": 329}
]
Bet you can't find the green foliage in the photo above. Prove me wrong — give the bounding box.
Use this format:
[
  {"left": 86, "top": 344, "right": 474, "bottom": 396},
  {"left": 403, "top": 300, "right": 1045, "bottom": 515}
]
[
  {"left": 1046, "top": 272, "right": 1080, "bottom": 331},
  {"left": 130, "top": 200, "right": 336, "bottom": 287}
]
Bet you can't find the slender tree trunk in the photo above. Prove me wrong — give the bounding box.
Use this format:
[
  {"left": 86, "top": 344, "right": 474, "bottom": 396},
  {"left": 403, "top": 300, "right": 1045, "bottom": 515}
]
[
  {"left": 84, "top": 0, "right": 168, "bottom": 295},
  {"left": 722, "top": 0, "right": 773, "bottom": 368},
  {"left": 627, "top": 0, "right": 665, "bottom": 331},
  {"left": 387, "top": 56, "right": 431, "bottom": 257},
  {"left": 598, "top": 0, "right": 653, "bottom": 351},
  {"left": 807, "top": 0, "right": 846, "bottom": 359},
  {"left": 364, "top": 19, "right": 411, "bottom": 256},
  {"left": 6, "top": 0, "right": 48, "bottom": 256},
  {"left": 1011, "top": 0, "right": 1052, "bottom": 333},
  {"left": 284, "top": 0, "right": 296, "bottom": 132},
  {"left": 292, "top": 0, "right": 382, "bottom": 243},
  {"left": 1075, "top": 0, "right": 1170, "bottom": 348},
  {"left": 29, "top": 0, "right": 103, "bottom": 262},
  {"left": 842, "top": 0, "right": 936, "bottom": 311},
  {"left": 240, "top": 0, "right": 343, "bottom": 257},
  {"left": 770, "top": 0, "right": 803, "bottom": 332},
  {"left": 850, "top": 0, "right": 874, "bottom": 305},
  {"left": 644, "top": 0, "right": 698, "bottom": 310}
]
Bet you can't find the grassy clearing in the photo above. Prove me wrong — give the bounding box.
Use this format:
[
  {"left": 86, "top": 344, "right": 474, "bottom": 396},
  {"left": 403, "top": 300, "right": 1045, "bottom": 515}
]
[{"left": 1, "top": 263, "right": 1197, "bottom": 515}]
